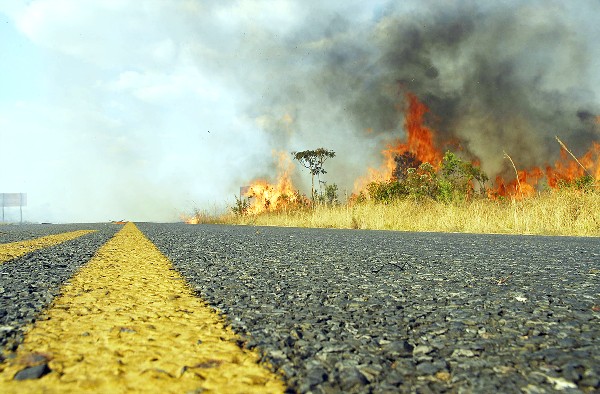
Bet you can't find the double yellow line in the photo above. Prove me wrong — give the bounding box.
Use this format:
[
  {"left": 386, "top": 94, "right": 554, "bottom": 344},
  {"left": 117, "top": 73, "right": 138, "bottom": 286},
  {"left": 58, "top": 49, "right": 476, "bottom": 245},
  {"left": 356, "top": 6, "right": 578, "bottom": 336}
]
[
  {"left": 0, "top": 223, "right": 285, "bottom": 393},
  {"left": 0, "top": 230, "right": 95, "bottom": 264}
]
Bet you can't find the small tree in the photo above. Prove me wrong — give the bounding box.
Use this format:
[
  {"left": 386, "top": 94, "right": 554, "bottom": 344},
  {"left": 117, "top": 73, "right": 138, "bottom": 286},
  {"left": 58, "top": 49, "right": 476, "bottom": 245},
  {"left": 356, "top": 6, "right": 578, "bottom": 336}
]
[
  {"left": 314, "top": 183, "right": 340, "bottom": 205},
  {"left": 292, "top": 148, "right": 336, "bottom": 200}
]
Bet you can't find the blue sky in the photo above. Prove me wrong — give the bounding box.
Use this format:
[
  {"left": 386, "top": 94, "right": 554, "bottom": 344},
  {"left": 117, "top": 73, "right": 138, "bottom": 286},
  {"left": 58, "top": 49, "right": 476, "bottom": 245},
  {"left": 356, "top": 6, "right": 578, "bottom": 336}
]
[
  {"left": 0, "top": 0, "right": 598, "bottom": 223},
  {"left": 0, "top": 15, "right": 43, "bottom": 103}
]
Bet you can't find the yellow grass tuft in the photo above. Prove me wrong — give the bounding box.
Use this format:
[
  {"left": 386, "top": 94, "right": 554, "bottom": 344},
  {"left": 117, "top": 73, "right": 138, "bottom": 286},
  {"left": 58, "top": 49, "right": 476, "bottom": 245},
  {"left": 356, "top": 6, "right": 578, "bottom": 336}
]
[{"left": 205, "top": 189, "right": 600, "bottom": 237}]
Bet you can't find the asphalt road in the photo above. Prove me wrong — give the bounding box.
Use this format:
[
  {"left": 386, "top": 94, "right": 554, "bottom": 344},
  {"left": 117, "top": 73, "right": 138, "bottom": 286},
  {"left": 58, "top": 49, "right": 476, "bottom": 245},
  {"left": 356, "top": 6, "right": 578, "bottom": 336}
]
[
  {"left": 140, "top": 223, "right": 600, "bottom": 393},
  {"left": 0, "top": 224, "right": 120, "bottom": 352},
  {"left": 1, "top": 223, "right": 285, "bottom": 393},
  {"left": 1, "top": 223, "right": 599, "bottom": 393}
]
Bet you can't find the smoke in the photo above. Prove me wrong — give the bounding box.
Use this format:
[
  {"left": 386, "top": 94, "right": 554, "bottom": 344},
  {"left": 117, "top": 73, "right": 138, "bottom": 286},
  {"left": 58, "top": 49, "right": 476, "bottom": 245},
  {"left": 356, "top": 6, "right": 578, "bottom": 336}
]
[
  {"left": 2, "top": 0, "right": 599, "bottom": 222},
  {"left": 239, "top": 0, "right": 600, "bottom": 183}
]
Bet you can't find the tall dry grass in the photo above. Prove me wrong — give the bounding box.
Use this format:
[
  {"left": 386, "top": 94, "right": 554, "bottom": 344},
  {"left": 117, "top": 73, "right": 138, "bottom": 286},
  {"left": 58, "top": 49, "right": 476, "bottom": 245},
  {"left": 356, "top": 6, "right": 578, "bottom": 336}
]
[{"left": 194, "top": 189, "right": 600, "bottom": 237}]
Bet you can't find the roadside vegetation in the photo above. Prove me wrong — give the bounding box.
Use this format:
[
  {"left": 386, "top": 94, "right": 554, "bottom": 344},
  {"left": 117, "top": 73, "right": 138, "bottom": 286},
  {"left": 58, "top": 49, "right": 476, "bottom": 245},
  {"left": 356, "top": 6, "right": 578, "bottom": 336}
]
[
  {"left": 186, "top": 149, "right": 600, "bottom": 237},
  {"left": 222, "top": 190, "right": 600, "bottom": 236},
  {"left": 185, "top": 94, "right": 599, "bottom": 237},
  {"left": 188, "top": 148, "right": 600, "bottom": 236},
  {"left": 189, "top": 187, "right": 600, "bottom": 236}
]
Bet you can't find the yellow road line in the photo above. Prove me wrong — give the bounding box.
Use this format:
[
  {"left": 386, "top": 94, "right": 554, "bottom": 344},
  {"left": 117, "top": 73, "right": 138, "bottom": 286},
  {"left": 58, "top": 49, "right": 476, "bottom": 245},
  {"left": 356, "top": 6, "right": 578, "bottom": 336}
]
[
  {"left": 0, "top": 230, "right": 96, "bottom": 264},
  {"left": 0, "top": 222, "right": 285, "bottom": 393}
]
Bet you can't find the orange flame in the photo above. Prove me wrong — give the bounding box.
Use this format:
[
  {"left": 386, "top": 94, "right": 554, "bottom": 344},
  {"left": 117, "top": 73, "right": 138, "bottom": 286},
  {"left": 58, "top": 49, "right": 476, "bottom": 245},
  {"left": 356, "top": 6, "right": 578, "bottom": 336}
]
[
  {"left": 355, "top": 93, "right": 443, "bottom": 191},
  {"left": 491, "top": 143, "right": 600, "bottom": 199},
  {"left": 244, "top": 151, "right": 303, "bottom": 215},
  {"left": 546, "top": 142, "right": 600, "bottom": 187},
  {"left": 401, "top": 92, "right": 444, "bottom": 166},
  {"left": 490, "top": 168, "right": 543, "bottom": 199},
  {"left": 356, "top": 92, "right": 599, "bottom": 199},
  {"left": 184, "top": 215, "right": 200, "bottom": 224}
]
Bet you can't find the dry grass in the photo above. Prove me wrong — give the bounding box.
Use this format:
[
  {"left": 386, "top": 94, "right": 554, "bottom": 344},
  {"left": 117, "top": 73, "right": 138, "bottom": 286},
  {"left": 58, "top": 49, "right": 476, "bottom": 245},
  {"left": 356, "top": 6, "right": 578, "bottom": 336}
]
[{"left": 194, "top": 189, "right": 600, "bottom": 237}]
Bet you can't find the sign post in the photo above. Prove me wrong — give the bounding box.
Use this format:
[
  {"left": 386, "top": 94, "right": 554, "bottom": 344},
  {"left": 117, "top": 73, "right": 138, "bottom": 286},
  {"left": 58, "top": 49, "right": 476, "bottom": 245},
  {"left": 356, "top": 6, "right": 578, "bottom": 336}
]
[{"left": 1, "top": 193, "right": 27, "bottom": 223}]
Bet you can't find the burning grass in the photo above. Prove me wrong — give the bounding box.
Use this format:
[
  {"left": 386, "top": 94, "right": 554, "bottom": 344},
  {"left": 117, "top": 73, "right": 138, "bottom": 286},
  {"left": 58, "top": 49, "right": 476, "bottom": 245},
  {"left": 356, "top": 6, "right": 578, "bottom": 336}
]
[
  {"left": 213, "top": 189, "right": 600, "bottom": 237},
  {"left": 185, "top": 92, "right": 599, "bottom": 236}
]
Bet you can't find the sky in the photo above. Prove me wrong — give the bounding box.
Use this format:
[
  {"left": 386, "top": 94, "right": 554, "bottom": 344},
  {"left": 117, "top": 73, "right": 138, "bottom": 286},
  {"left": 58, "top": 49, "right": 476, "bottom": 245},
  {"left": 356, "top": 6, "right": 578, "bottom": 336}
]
[{"left": 0, "top": 0, "right": 599, "bottom": 223}]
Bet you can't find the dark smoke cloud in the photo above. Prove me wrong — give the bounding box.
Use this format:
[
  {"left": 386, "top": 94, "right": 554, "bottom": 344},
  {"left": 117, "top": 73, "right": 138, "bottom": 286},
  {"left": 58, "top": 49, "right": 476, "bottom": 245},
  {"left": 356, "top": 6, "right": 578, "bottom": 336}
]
[{"left": 240, "top": 0, "right": 600, "bottom": 182}]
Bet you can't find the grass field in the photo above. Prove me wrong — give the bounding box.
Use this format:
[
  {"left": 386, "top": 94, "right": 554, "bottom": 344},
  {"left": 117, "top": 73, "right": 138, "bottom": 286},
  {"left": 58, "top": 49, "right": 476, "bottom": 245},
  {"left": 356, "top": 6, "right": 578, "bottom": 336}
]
[{"left": 188, "top": 189, "right": 600, "bottom": 237}]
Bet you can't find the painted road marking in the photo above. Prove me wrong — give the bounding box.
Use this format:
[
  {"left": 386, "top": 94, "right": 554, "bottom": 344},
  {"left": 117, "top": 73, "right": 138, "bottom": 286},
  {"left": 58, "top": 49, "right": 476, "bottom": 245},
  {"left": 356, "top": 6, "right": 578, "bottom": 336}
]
[
  {"left": 0, "top": 230, "right": 96, "bottom": 264},
  {"left": 0, "top": 223, "right": 285, "bottom": 393}
]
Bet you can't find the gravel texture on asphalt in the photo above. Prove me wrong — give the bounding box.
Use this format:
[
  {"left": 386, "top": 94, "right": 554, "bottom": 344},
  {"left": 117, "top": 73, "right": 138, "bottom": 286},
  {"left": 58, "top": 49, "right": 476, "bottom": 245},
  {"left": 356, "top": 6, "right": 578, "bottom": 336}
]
[
  {"left": 0, "top": 224, "right": 121, "bottom": 355},
  {"left": 138, "top": 223, "right": 600, "bottom": 394}
]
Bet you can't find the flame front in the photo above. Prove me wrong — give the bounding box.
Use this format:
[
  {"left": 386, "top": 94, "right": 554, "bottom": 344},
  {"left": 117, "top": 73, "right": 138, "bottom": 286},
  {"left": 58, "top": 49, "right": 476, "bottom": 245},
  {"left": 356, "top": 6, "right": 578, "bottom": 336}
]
[
  {"left": 354, "top": 93, "right": 443, "bottom": 191},
  {"left": 490, "top": 143, "right": 600, "bottom": 199},
  {"left": 546, "top": 143, "right": 600, "bottom": 187},
  {"left": 355, "top": 92, "right": 599, "bottom": 199},
  {"left": 244, "top": 151, "right": 302, "bottom": 215},
  {"left": 491, "top": 168, "right": 544, "bottom": 199}
]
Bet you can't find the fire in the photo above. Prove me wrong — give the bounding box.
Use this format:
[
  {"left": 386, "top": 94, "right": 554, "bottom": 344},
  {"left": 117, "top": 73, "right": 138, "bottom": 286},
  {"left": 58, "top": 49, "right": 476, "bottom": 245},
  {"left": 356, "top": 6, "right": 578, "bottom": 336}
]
[
  {"left": 356, "top": 92, "right": 599, "bottom": 199},
  {"left": 244, "top": 151, "right": 302, "bottom": 215},
  {"left": 402, "top": 92, "right": 444, "bottom": 166},
  {"left": 490, "top": 143, "right": 600, "bottom": 199},
  {"left": 184, "top": 151, "right": 301, "bottom": 221},
  {"left": 546, "top": 142, "right": 600, "bottom": 187},
  {"left": 584, "top": 142, "right": 600, "bottom": 180},
  {"left": 491, "top": 168, "right": 543, "bottom": 199},
  {"left": 185, "top": 216, "right": 200, "bottom": 225},
  {"left": 181, "top": 153, "right": 303, "bottom": 223},
  {"left": 354, "top": 93, "right": 443, "bottom": 191}
]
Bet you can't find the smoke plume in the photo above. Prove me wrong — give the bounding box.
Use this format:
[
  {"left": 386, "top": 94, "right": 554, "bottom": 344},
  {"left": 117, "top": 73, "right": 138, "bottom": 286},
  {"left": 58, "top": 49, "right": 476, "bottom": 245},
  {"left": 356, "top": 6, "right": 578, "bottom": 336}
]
[
  {"left": 241, "top": 0, "right": 600, "bottom": 185},
  {"left": 2, "top": 1, "right": 599, "bottom": 222}
]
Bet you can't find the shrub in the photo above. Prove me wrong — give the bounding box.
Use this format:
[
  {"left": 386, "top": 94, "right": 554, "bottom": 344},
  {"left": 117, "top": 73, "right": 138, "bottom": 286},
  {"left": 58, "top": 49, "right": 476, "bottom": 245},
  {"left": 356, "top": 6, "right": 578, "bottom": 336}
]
[
  {"left": 366, "top": 179, "right": 407, "bottom": 203},
  {"left": 438, "top": 151, "right": 489, "bottom": 202},
  {"left": 364, "top": 151, "right": 490, "bottom": 204},
  {"left": 324, "top": 183, "right": 339, "bottom": 205},
  {"left": 231, "top": 195, "right": 250, "bottom": 216},
  {"left": 405, "top": 162, "right": 439, "bottom": 200}
]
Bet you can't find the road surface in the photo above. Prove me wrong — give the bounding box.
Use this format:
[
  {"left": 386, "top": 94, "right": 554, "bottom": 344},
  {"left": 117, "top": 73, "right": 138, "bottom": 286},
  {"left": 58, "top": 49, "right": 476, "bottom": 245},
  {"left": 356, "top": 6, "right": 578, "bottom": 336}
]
[{"left": 0, "top": 222, "right": 598, "bottom": 393}]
